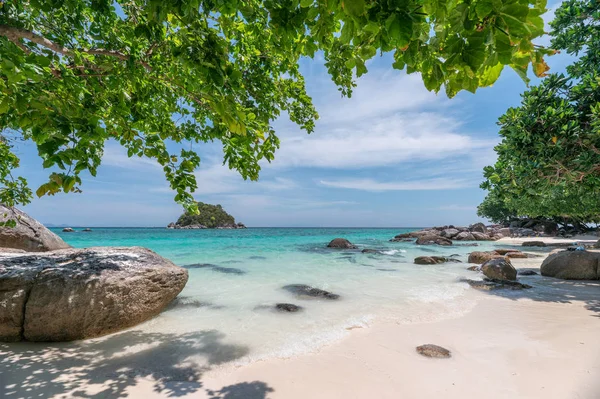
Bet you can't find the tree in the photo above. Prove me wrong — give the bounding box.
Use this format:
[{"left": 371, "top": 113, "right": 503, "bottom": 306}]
[
  {"left": 1, "top": 0, "right": 551, "bottom": 212},
  {"left": 476, "top": 189, "right": 516, "bottom": 224},
  {"left": 479, "top": 0, "right": 600, "bottom": 222}
]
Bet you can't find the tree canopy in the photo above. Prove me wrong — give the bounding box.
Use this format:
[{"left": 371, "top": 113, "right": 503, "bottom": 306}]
[
  {"left": 479, "top": 0, "right": 600, "bottom": 223},
  {"left": 1, "top": 0, "right": 551, "bottom": 212}
]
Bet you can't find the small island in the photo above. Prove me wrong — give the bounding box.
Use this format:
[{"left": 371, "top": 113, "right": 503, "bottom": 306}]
[{"left": 167, "top": 202, "right": 246, "bottom": 229}]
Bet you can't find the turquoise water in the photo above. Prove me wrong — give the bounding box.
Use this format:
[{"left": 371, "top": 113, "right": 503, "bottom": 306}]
[{"left": 54, "top": 227, "right": 500, "bottom": 366}]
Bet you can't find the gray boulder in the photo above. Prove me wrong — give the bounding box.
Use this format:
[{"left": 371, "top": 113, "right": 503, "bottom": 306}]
[
  {"left": 327, "top": 238, "right": 357, "bottom": 249},
  {"left": 415, "top": 234, "right": 452, "bottom": 246},
  {"left": 455, "top": 231, "right": 475, "bottom": 241},
  {"left": 469, "top": 222, "right": 487, "bottom": 233},
  {"left": 540, "top": 251, "right": 600, "bottom": 280},
  {"left": 471, "top": 231, "right": 492, "bottom": 241},
  {"left": 440, "top": 228, "right": 460, "bottom": 238},
  {"left": 481, "top": 258, "right": 517, "bottom": 281},
  {"left": 0, "top": 206, "right": 70, "bottom": 252},
  {"left": 0, "top": 247, "right": 188, "bottom": 342}
]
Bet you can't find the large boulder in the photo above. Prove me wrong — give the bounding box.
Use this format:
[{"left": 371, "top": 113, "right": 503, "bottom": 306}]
[
  {"left": 481, "top": 258, "right": 517, "bottom": 281},
  {"left": 469, "top": 222, "right": 487, "bottom": 233},
  {"left": 468, "top": 251, "right": 504, "bottom": 264},
  {"left": 540, "top": 251, "right": 600, "bottom": 280},
  {"left": 455, "top": 231, "right": 475, "bottom": 241},
  {"left": 415, "top": 234, "right": 452, "bottom": 246},
  {"left": 440, "top": 228, "right": 460, "bottom": 238},
  {"left": 471, "top": 231, "right": 493, "bottom": 241},
  {"left": 0, "top": 247, "right": 188, "bottom": 342},
  {"left": 0, "top": 206, "right": 70, "bottom": 252},
  {"left": 327, "top": 238, "right": 357, "bottom": 249},
  {"left": 414, "top": 256, "right": 448, "bottom": 265}
]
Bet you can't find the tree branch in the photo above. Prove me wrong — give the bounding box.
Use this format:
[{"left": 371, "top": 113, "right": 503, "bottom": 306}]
[{"left": 0, "top": 24, "right": 150, "bottom": 71}]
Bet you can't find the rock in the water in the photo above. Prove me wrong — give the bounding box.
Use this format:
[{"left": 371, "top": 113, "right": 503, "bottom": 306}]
[
  {"left": 275, "top": 303, "right": 303, "bottom": 312},
  {"left": 183, "top": 263, "right": 246, "bottom": 275},
  {"left": 416, "top": 344, "right": 451, "bottom": 358},
  {"left": 467, "top": 265, "right": 480, "bottom": 271},
  {"left": 594, "top": 239, "right": 600, "bottom": 249},
  {"left": 0, "top": 206, "right": 70, "bottom": 252},
  {"left": 282, "top": 284, "right": 340, "bottom": 300},
  {"left": 461, "top": 278, "right": 532, "bottom": 291},
  {"left": 62, "top": 227, "right": 74, "bottom": 232},
  {"left": 82, "top": 228, "right": 92, "bottom": 232},
  {"left": 468, "top": 251, "right": 504, "bottom": 264},
  {"left": 440, "top": 228, "right": 460, "bottom": 238},
  {"left": 471, "top": 232, "right": 492, "bottom": 241},
  {"left": 454, "top": 231, "right": 475, "bottom": 241},
  {"left": 494, "top": 248, "right": 520, "bottom": 255},
  {"left": 505, "top": 251, "right": 528, "bottom": 259},
  {"left": 415, "top": 235, "right": 452, "bottom": 246},
  {"left": 522, "top": 241, "right": 546, "bottom": 247},
  {"left": 361, "top": 249, "right": 382, "bottom": 254},
  {"left": 540, "top": 251, "right": 600, "bottom": 280},
  {"left": 327, "top": 238, "right": 358, "bottom": 249},
  {"left": 469, "top": 222, "right": 487, "bottom": 233},
  {"left": 481, "top": 258, "right": 517, "bottom": 281},
  {"left": 518, "top": 269, "right": 539, "bottom": 276},
  {"left": 414, "top": 256, "right": 448, "bottom": 265},
  {"left": 0, "top": 247, "right": 188, "bottom": 342}
]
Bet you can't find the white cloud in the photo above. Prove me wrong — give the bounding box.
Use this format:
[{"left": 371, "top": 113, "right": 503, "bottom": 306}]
[{"left": 319, "top": 177, "right": 473, "bottom": 191}]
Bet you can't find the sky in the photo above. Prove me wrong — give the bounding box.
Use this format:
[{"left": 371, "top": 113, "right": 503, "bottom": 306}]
[{"left": 15, "top": 2, "right": 571, "bottom": 227}]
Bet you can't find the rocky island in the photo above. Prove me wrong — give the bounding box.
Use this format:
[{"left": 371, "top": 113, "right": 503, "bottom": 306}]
[{"left": 168, "top": 202, "right": 246, "bottom": 229}]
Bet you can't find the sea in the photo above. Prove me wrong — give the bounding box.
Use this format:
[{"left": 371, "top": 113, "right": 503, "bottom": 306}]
[{"left": 53, "top": 227, "right": 506, "bottom": 368}]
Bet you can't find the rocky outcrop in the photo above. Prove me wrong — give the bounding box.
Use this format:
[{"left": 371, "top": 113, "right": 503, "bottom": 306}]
[
  {"left": 327, "top": 238, "right": 357, "bottom": 249},
  {"left": 416, "top": 344, "right": 451, "bottom": 358},
  {"left": 0, "top": 206, "right": 70, "bottom": 252},
  {"left": 540, "top": 251, "right": 600, "bottom": 280},
  {"left": 170, "top": 202, "right": 246, "bottom": 229},
  {"left": 415, "top": 235, "right": 452, "bottom": 246},
  {"left": 481, "top": 258, "right": 517, "bottom": 281},
  {"left": 0, "top": 247, "right": 188, "bottom": 342},
  {"left": 391, "top": 223, "right": 507, "bottom": 243},
  {"left": 282, "top": 284, "right": 340, "bottom": 300}
]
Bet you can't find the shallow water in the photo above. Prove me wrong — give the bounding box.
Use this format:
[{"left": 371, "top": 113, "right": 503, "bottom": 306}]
[{"left": 55, "top": 227, "right": 503, "bottom": 366}]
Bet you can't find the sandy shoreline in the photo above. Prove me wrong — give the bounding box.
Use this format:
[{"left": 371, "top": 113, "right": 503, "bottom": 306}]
[{"left": 2, "top": 236, "right": 599, "bottom": 399}]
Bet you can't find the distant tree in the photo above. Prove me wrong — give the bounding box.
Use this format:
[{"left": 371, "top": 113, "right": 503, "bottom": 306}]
[
  {"left": 176, "top": 202, "right": 236, "bottom": 228},
  {"left": 1, "top": 0, "right": 551, "bottom": 212},
  {"left": 480, "top": 0, "right": 600, "bottom": 222}
]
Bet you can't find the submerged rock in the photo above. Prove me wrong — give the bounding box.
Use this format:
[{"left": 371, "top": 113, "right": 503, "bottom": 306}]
[
  {"left": 183, "top": 263, "right": 246, "bottom": 275},
  {"left": 0, "top": 247, "right": 188, "bottom": 342},
  {"left": 461, "top": 278, "right": 532, "bottom": 291},
  {"left": 481, "top": 258, "right": 517, "bottom": 281},
  {"left": 282, "top": 284, "right": 340, "bottom": 300},
  {"left": 327, "top": 238, "right": 358, "bottom": 249},
  {"left": 466, "top": 265, "right": 480, "bottom": 271},
  {"left": 275, "top": 303, "right": 303, "bottom": 312},
  {"left": 541, "top": 251, "right": 600, "bottom": 280},
  {"left": 416, "top": 344, "right": 451, "bottom": 358},
  {"left": 0, "top": 206, "right": 70, "bottom": 252},
  {"left": 361, "top": 248, "right": 382, "bottom": 254},
  {"left": 518, "top": 269, "right": 539, "bottom": 276}
]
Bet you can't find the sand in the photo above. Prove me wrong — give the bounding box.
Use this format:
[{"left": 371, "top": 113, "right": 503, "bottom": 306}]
[{"left": 2, "top": 237, "right": 599, "bottom": 399}]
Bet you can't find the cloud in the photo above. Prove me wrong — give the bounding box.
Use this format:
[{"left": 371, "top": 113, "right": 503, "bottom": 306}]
[{"left": 319, "top": 177, "right": 473, "bottom": 191}]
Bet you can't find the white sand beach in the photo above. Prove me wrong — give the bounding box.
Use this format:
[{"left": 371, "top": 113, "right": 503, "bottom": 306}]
[{"left": 2, "top": 235, "right": 599, "bottom": 399}]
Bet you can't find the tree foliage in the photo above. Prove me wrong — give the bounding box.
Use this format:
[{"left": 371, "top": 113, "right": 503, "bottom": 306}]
[
  {"left": 176, "top": 202, "right": 236, "bottom": 228},
  {"left": 479, "top": 0, "right": 600, "bottom": 222},
  {"left": 1, "top": 0, "right": 551, "bottom": 211}
]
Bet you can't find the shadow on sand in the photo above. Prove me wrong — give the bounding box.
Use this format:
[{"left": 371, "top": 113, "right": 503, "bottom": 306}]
[{"left": 0, "top": 329, "right": 273, "bottom": 398}]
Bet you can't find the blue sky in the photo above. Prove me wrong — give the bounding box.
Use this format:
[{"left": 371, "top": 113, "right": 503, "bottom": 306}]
[{"left": 16, "top": 2, "right": 570, "bottom": 227}]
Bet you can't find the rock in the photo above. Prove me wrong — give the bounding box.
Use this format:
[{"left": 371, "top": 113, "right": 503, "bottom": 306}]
[
  {"left": 0, "top": 206, "right": 71, "bottom": 252},
  {"left": 494, "top": 248, "right": 520, "bottom": 255},
  {"left": 467, "top": 266, "right": 480, "bottom": 271},
  {"left": 282, "top": 284, "right": 340, "bottom": 300},
  {"left": 415, "top": 235, "right": 452, "bottom": 246},
  {"left": 183, "top": 263, "right": 246, "bottom": 275},
  {"left": 440, "top": 228, "right": 460, "bottom": 238},
  {"left": 481, "top": 258, "right": 517, "bottom": 281},
  {"left": 327, "top": 238, "right": 358, "bottom": 249},
  {"left": 594, "top": 239, "right": 600, "bottom": 249},
  {"left": 471, "top": 231, "right": 493, "bottom": 241},
  {"left": 468, "top": 251, "right": 504, "bottom": 264},
  {"left": 522, "top": 241, "right": 546, "bottom": 247},
  {"left": 540, "top": 251, "right": 600, "bottom": 280},
  {"left": 275, "top": 303, "right": 303, "bottom": 313},
  {"left": 167, "top": 222, "right": 176, "bottom": 229},
  {"left": 361, "top": 249, "right": 382, "bottom": 254},
  {"left": 416, "top": 344, "right": 451, "bottom": 358},
  {"left": 469, "top": 222, "right": 487, "bottom": 233},
  {"left": 414, "top": 256, "right": 448, "bottom": 265},
  {"left": 496, "top": 227, "right": 511, "bottom": 237},
  {"left": 505, "top": 251, "right": 528, "bottom": 259},
  {"left": 236, "top": 222, "right": 247, "bottom": 229},
  {"left": 455, "top": 231, "right": 475, "bottom": 241},
  {"left": 518, "top": 269, "right": 538, "bottom": 276},
  {"left": 82, "top": 228, "right": 92, "bottom": 232},
  {"left": 461, "top": 278, "right": 532, "bottom": 291},
  {"left": 0, "top": 247, "right": 188, "bottom": 342},
  {"left": 62, "top": 227, "right": 74, "bottom": 232}
]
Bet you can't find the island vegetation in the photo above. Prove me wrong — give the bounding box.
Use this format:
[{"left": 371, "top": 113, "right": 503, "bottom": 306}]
[
  {"left": 169, "top": 202, "right": 245, "bottom": 229},
  {"left": 1, "top": 0, "right": 551, "bottom": 213},
  {"left": 478, "top": 0, "right": 600, "bottom": 234}
]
